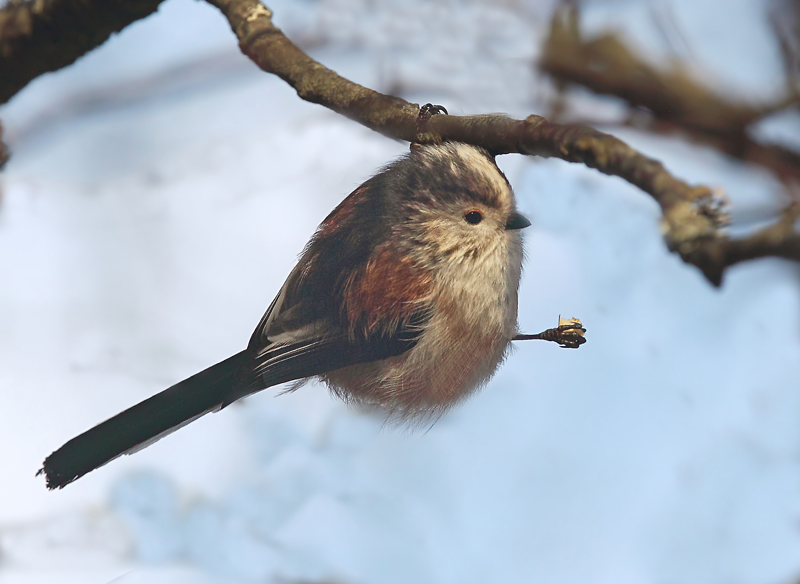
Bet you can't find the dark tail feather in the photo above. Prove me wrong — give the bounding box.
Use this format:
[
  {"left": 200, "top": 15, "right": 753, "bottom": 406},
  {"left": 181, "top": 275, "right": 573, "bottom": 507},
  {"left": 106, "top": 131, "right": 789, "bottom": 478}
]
[{"left": 40, "top": 351, "right": 248, "bottom": 490}]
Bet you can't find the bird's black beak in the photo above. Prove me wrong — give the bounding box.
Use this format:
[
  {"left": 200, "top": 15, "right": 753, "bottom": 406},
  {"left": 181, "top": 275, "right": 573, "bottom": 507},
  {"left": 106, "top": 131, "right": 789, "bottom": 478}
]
[{"left": 505, "top": 212, "right": 531, "bottom": 231}]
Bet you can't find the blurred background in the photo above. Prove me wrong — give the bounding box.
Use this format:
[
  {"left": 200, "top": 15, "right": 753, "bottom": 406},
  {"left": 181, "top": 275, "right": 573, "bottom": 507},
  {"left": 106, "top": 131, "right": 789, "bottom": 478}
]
[{"left": 1, "top": 0, "right": 799, "bottom": 582}]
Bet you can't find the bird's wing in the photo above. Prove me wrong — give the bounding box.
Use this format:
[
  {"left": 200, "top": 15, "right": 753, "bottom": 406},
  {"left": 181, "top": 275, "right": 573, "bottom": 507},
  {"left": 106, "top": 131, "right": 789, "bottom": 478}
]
[
  {"left": 226, "top": 168, "right": 434, "bottom": 405},
  {"left": 222, "top": 267, "right": 428, "bottom": 407}
]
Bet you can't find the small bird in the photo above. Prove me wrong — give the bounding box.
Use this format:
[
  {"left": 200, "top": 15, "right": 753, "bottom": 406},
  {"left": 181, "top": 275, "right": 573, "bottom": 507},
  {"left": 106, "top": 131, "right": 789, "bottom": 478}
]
[{"left": 40, "top": 141, "right": 531, "bottom": 489}]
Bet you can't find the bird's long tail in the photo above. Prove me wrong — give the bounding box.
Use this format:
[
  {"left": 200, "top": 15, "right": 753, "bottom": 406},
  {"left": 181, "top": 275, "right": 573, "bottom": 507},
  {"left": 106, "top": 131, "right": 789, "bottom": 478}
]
[{"left": 40, "top": 351, "right": 248, "bottom": 490}]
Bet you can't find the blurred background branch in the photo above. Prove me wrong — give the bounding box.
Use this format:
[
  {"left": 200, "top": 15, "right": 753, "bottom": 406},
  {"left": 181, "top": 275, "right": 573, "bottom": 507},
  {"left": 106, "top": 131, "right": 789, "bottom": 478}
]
[
  {"left": 540, "top": 2, "right": 800, "bottom": 182},
  {"left": 0, "top": 119, "right": 8, "bottom": 169},
  {"left": 0, "top": 0, "right": 165, "bottom": 105}
]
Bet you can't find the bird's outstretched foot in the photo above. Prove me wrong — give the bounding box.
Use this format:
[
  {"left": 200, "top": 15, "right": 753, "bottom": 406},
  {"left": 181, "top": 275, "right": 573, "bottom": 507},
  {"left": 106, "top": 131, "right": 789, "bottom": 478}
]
[{"left": 514, "top": 317, "right": 587, "bottom": 349}]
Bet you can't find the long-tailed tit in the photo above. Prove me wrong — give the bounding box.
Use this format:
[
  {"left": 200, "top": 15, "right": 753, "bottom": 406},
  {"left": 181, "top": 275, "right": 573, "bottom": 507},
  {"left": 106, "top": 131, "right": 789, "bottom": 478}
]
[{"left": 40, "top": 142, "right": 531, "bottom": 489}]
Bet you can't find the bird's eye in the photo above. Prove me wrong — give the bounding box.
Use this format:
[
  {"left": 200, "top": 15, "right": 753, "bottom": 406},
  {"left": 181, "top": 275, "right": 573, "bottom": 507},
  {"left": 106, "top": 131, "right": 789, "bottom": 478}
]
[{"left": 464, "top": 210, "right": 483, "bottom": 225}]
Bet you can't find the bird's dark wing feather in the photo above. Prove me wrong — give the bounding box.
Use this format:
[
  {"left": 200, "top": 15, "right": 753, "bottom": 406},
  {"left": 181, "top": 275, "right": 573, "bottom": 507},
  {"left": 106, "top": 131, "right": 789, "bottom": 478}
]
[{"left": 222, "top": 308, "right": 427, "bottom": 407}]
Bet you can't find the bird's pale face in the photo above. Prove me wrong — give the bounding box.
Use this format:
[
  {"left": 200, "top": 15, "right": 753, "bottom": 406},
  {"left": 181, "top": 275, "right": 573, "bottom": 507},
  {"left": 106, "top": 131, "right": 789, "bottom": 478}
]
[{"left": 397, "top": 144, "right": 526, "bottom": 315}]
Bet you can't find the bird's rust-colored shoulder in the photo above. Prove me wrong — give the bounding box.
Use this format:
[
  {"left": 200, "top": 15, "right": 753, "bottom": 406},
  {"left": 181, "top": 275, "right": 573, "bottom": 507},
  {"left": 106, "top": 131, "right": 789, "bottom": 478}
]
[{"left": 343, "top": 243, "right": 433, "bottom": 336}]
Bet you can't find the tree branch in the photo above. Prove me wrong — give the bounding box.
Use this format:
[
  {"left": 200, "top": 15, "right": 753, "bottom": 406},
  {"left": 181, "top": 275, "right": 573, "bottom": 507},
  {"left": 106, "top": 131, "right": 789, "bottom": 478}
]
[
  {"left": 211, "top": 0, "right": 790, "bottom": 285},
  {"left": 0, "top": 0, "right": 166, "bottom": 105}
]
